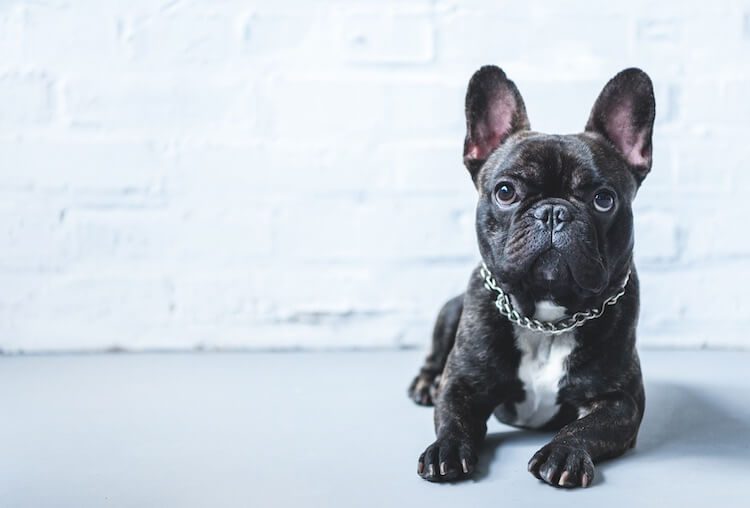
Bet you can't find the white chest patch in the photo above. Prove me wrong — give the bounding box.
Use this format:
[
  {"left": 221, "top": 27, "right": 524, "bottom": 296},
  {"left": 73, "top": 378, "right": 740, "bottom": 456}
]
[{"left": 510, "top": 300, "right": 577, "bottom": 429}]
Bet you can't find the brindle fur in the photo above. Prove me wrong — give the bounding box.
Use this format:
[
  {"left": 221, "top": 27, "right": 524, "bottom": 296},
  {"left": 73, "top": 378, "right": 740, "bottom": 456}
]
[{"left": 409, "top": 66, "right": 654, "bottom": 488}]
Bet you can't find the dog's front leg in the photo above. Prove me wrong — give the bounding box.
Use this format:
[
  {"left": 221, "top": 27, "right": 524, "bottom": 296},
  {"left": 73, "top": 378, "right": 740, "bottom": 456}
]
[
  {"left": 528, "top": 390, "right": 644, "bottom": 488},
  {"left": 417, "top": 376, "right": 496, "bottom": 482}
]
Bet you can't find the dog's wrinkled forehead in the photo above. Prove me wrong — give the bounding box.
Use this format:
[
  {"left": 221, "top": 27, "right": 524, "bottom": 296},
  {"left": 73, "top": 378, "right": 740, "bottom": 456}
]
[{"left": 479, "top": 132, "right": 635, "bottom": 199}]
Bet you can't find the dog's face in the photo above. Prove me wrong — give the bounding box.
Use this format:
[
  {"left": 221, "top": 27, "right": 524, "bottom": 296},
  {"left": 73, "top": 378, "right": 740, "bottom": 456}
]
[{"left": 463, "top": 67, "right": 655, "bottom": 312}]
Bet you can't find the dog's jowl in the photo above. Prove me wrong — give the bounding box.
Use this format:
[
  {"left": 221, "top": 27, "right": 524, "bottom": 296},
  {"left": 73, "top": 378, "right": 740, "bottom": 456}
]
[{"left": 408, "top": 66, "right": 654, "bottom": 488}]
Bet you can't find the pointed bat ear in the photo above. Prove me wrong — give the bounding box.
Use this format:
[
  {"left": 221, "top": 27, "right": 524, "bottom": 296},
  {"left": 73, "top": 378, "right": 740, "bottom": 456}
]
[
  {"left": 463, "top": 66, "right": 530, "bottom": 184},
  {"left": 585, "top": 68, "right": 656, "bottom": 182}
]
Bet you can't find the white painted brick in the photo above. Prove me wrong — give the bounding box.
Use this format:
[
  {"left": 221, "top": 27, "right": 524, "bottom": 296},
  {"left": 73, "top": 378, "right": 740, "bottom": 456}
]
[
  {"left": 259, "top": 74, "right": 463, "bottom": 141},
  {"left": 11, "top": 2, "right": 121, "bottom": 74},
  {"left": 0, "top": 140, "right": 165, "bottom": 191},
  {"left": 64, "top": 77, "right": 255, "bottom": 135},
  {"left": 184, "top": 316, "right": 409, "bottom": 351},
  {"left": 0, "top": 0, "right": 748, "bottom": 352},
  {"left": 119, "top": 8, "right": 241, "bottom": 68},
  {"left": 0, "top": 275, "right": 175, "bottom": 352},
  {"left": 166, "top": 142, "right": 365, "bottom": 196},
  {"left": 372, "top": 141, "right": 473, "bottom": 194},
  {"left": 639, "top": 262, "right": 750, "bottom": 348},
  {"left": 59, "top": 206, "right": 274, "bottom": 269},
  {"left": 241, "top": 11, "right": 315, "bottom": 60},
  {"left": 525, "top": 79, "right": 677, "bottom": 134},
  {"left": 637, "top": 17, "right": 682, "bottom": 43},
  {"left": 0, "top": 194, "right": 66, "bottom": 271},
  {"left": 167, "top": 140, "right": 472, "bottom": 198},
  {"left": 0, "top": 73, "right": 54, "bottom": 126},
  {"left": 680, "top": 81, "right": 750, "bottom": 128},
  {"left": 255, "top": 261, "right": 474, "bottom": 321},
  {"left": 634, "top": 211, "right": 679, "bottom": 264},
  {"left": 435, "top": 9, "right": 631, "bottom": 80},
  {"left": 272, "top": 194, "right": 476, "bottom": 262},
  {"left": 0, "top": 4, "right": 23, "bottom": 61},
  {"left": 522, "top": 80, "right": 603, "bottom": 134},
  {"left": 329, "top": 9, "right": 434, "bottom": 64},
  {"left": 242, "top": 2, "right": 434, "bottom": 67},
  {"left": 683, "top": 208, "right": 749, "bottom": 262},
  {"left": 672, "top": 131, "right": 738, "bottom": 192}
]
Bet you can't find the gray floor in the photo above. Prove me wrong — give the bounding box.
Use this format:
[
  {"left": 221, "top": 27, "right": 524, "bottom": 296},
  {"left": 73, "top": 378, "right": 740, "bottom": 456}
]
[{"left": 0, "top": 350, "right": 748, "bottom": 507}]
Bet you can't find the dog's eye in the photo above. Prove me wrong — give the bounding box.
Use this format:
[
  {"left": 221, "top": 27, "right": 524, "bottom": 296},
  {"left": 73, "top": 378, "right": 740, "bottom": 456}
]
[
  {"left": 494, "top": 182, "right": 518, "bottom": 206},
  {"left": 593, "top": 190, "right": 615, "bottom": 213}
]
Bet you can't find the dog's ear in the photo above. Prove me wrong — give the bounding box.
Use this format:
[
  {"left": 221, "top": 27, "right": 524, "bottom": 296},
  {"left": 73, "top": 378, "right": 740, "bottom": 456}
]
[
  {"left": 463, "top": 66, "right": 530, "bottom": 184},
  {"left": 585, "top": 68, "right": 655, "bottom": 182}
]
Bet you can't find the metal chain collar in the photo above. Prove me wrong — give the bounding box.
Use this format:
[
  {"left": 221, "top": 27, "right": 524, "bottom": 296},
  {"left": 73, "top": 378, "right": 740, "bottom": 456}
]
[{"left": 479, "top": 262, "right": 631, "bottom": 335}]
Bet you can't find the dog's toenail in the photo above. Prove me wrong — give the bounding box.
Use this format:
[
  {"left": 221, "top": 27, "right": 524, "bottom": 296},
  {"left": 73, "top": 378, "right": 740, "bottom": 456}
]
[{"left": 558, "top": 471, "right": 569, "bottom": 486}]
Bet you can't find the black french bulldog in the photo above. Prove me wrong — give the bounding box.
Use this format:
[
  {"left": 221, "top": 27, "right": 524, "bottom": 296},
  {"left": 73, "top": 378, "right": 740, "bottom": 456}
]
[{"left": 408, "top": 66, "right": 654, "bottom": 488}]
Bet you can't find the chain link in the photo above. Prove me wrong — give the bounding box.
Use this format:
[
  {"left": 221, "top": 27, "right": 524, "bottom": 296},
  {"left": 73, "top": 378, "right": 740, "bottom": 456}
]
[{"left": 480, "top": 262, "right": 630, "bottom": 335}]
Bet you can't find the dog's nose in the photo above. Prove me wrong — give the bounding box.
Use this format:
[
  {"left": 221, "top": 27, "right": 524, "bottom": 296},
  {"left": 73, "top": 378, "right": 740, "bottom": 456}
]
[{"left": 533, "top": 203, "right": 572, "bottom": 231}]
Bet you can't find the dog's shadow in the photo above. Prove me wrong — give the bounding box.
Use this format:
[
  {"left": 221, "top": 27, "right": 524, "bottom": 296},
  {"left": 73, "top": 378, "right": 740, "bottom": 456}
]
[
  {"left": 474, "top": 429, "right": 547, "bottom": 481},
  {"left": 475, "top": 381, "right": 750, "bottom": 482},
  {"left": 634, "top": 381, "right": 750, "bottom": 461}
]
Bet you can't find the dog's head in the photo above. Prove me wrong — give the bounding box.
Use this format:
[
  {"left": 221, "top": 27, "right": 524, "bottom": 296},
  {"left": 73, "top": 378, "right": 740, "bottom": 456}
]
[{"left": 464, "top": 67, "right": 655, "bottom": 313}]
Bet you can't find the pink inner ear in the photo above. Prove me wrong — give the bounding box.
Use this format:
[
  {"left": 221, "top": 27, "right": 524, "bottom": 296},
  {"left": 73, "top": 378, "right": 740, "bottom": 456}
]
[
  {"left": 469, "top": 95, "right": 516, "bottom": 162},
  {"left": 608, "top": 102, "right": 650, "bottom": 167}
]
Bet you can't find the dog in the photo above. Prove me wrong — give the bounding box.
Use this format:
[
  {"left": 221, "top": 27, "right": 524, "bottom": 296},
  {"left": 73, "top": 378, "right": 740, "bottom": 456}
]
[{"left": 408, "top": 66, "right": 654, "bottom": 488}]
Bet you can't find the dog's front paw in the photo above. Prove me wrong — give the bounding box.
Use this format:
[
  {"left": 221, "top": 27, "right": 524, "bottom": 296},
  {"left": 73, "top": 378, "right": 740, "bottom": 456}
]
[
  {"left": 528, "top": 442, "right": 595, "bottom": 488},
  {"left": 417, "top": 436, "right": 476, "bottom": 482},
  {"left": 407, "top": 372, "right": 440, "bottom": 406}
]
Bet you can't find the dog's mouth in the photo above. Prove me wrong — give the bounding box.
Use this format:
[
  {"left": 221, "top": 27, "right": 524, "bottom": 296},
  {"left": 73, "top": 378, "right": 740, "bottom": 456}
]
[
  {"left": 526, "top": 249, "right": 576, "bottom": 300},
  {"left": 512, "top": 247, "right": 609, "bottom": 304},
  {"left": 531, "top": 249, "right": 568, "bottom": 283}
]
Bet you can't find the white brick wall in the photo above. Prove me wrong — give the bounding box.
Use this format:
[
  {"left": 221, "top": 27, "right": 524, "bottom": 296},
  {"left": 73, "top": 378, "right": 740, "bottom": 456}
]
[{"left": 1, "top": 0, "right": 748, "bottom": 352}]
